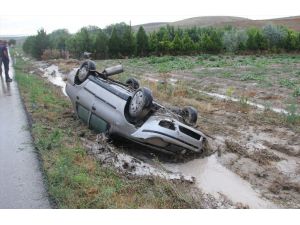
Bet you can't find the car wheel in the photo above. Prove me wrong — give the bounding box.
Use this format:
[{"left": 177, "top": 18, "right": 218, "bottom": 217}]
[
  {"left": 75, "top": 60, "right": 96, "bottom": 84},
  {"left": 182, "top": 106, "right": 198, "bottom": 125},
  {"left": 129, "top": 88, "right": 153, "bottom": 120},
  {"left": 126, "top": 78, "right": 140, "bottom": 90}
]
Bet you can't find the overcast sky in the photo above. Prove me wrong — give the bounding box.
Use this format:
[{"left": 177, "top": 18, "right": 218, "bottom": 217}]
[{"left": 0, "top": 0, "right": 299, "bottom": 36}]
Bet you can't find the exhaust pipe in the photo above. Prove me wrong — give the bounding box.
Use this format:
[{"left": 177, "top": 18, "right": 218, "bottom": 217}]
[{"left": 103, "top": 65, "right": 123, "bottom": 77}]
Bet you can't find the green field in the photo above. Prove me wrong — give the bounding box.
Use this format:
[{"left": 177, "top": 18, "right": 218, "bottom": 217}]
[{"left": 93, "top": 54, "right": 300, "bottom": 115}]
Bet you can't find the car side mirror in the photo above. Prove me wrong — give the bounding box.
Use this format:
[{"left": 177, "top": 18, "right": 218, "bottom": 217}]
[{"left": 103, "top": 65, "right": 123, "bottom": 77}]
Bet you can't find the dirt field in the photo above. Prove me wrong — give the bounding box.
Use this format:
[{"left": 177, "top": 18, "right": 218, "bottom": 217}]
[{"left": 31, "top": 54, "right": 300, "bottom": 208}]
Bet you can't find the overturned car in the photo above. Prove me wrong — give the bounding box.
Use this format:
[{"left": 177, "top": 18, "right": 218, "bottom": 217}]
[{"left": 66, "top": 60, "right": 207, "bottom": 155}]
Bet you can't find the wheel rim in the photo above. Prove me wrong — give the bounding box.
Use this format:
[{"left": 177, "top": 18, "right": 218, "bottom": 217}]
[
  {"left": 78, "top": 66, "right": 88, "bottom": 81},
  {"left": 130, "top": 90, "right": 144, "bottom": 115}
]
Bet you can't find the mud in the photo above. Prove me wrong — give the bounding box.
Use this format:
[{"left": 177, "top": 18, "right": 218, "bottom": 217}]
[
  {"left": 29, "top": 58, "right": 300, "bottom": 208},
  {"left": 82, "top": 134, "right": 248, "bottom": 208},
  {"left": 163, "top": 154, "right": 276, "bottom": 208},
  {"left": 144, "top": 74, "right": 292, "bottom": 115},
  {"left": 82, "top": 134, "right": 195, "bottom": 183}
]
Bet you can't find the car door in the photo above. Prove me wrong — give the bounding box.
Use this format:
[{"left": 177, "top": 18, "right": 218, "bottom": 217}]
[{"left": 75, "top": 81, "right": 94, "bottom": 124}]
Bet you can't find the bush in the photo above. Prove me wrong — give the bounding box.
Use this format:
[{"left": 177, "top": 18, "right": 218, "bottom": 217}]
[
  {"left": 23, "top": 29, "right": 50, "bottom": 59},
  {"left": 198, "top": 29, "right": 223, "bottom": 53},
  {"left": 262, "top": 24, "right": 286, "bottom": 49},
  {"left": 247, "top": 27, "right": 268, "bottom": 51},
  {"left": 223, "top": 29, "right": 247, "bottom": 52},
  {"left": 41, "top": 49, "right": 61, "bottom": 60}
]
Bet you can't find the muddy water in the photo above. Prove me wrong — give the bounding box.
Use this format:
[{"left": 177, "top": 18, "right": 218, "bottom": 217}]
[
  {"left": 41, "top": 65, "right": 68, "bottom": 96},
  {"left": 163, "top": 154, "right": 276, "bottom": 208}
]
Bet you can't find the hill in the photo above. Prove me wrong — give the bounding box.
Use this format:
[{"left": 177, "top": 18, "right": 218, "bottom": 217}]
[
  {"left": 0, "top": 35, "right": 27, "bottom": 45},
  {"left": 133, "top": 16, "right": 300, "bottom": 32}
]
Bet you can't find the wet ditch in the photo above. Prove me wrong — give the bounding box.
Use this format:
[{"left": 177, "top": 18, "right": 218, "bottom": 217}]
[{"left": 35, "top": 61, "right": 300, "bottom": 208}]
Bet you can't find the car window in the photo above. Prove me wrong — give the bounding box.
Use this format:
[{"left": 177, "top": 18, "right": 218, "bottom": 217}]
[
  {"left": 77, "top": 104, "right": 90, "bottom": 124},
  {"left": 89, "top": 114, "right": 109, "bottom": 133}
]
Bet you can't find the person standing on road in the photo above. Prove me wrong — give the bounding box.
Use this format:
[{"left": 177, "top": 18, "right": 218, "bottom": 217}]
[
  {"left": 0, "top": 40, "right": 12, "bottom": 82},
  {"left": 0, "top": 40, "right": 3, "bottom": 77}
]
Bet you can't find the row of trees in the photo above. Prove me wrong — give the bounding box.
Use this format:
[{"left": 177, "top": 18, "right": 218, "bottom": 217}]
[{"left": 23, "top": 23, "right": 300, "bottom": 60}]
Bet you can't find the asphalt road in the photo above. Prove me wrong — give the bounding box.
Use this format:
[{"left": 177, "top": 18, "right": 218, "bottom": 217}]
[{"left": 0, "top": 54, "right": 50, "bottom": 208}]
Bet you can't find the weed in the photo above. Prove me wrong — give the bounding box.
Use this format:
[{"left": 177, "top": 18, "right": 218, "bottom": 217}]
[
  {"left": 279, "top": 79, "right": 296, "bottom": 88},
  {"left": 239, "top": 95, "right": 249, "bottom": 111},
  {"left": 292, "top": 87, "right": 300, "bottom": 97},
  {"left": 222, "top": 71, "right": 232, "bottom": 78},
  {"left": 208, "top": 56, "right": 217, "bottom": 61},
  {"left": 226, "top": 87, "right": 235, "bottom": 98},
  {"left": 286, "top": 103, "right": 300, "bottom": 124},
  {"left": 240, "top": 73, "right": 265, "bottom": 82},
  {"left": 263, "top": 101, "right": 273, "bottom": 112}
]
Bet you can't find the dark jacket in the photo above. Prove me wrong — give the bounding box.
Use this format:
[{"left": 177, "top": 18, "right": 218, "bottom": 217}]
[{"left": 0, "top": 45, "right": 9, "bottom": 62}]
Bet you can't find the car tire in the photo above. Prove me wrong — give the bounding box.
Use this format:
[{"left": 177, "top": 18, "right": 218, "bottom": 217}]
[
  {"left": 129, "top": 88, "right": 153, "bottom": 120},
  {"left": 182, "top": 106, "right": 198, "bottom": 125},
  {"left": 75, "top": 60, "right": 96, "bottom": 84},
  {"left": 126, "top": 78, "right": 140, "bottom": 90}
]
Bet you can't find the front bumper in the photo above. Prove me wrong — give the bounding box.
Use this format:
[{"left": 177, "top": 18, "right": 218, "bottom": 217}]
[{"left": 131, "top": 116, "right": 206, "bottom": 153}]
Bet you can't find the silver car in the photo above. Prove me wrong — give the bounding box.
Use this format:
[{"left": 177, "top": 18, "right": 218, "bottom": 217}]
[{"left": 66, "top": 60, "right": 207, "bottom": 155}]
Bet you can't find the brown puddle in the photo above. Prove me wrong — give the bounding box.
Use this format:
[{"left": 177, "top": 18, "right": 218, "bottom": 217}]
[{"left": 163, "top": 154, "right": 277, "bottom": 208}]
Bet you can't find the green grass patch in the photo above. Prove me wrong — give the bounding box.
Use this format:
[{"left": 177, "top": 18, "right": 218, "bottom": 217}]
[
  {"left": 293, "top": 87, "right": 300, "bottom": 97},
  {"left": 278, "top": 78, "right": 297, "bottom": 88},
  {"left": 240, "top": 73, "right": 265, "bottom": 82}
]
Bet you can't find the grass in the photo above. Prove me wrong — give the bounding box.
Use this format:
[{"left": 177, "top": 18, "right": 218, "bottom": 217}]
[
  {"left": 285, "top": 102, "right": 300, "bottom": 124},
  {"left": 293, "top": 87, "right": 300, "bottom": 97},
  {"left": 93, "top": 54, "right": 300, "bottom": 91},
  {"left": 279, "top": 78, "right": 297, "bottom": 88},
  {"left": 14, "top": 55, "right": 199, "bottom": 209},
  {"left": 240, "top": 73, "right": 265, "bottom": 82}
]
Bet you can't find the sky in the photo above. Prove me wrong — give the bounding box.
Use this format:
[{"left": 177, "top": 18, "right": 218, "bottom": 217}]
[{"left": 0, "top": 0, "right": 299, "bottom": 36}]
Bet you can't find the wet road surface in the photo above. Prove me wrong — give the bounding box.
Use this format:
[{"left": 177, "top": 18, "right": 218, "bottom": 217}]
[{"left": 0, "top": 55, "right": 50, "bottom": 208}]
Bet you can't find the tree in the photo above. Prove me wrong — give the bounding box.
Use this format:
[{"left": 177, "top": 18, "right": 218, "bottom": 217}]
[
  {"left": 187, "top": 27, "right": 199, "bottom": 42},
  {"left": 172, "top": 33, "right": 183, "bottom": 54},
  {"left": 262, "top": 24, "right": 286, "bottom": 49},
  {"left": 108, "top": 27, "right": 122, "bottom": 57},
  {"left": 149, "top": 32, "right": 159, "bottom": 54},
  {"left": 157, "top": 27, "right": 169, "bottom": 41},
  {"left": 166, "top": 25, "right": 175, "bottom": 40},
  {"left": 31, "top": 28, "right": 50, "bottom": 59},
  {"left": 182, "top": 32, "right": 195, "bottom": 54},
  {"left": 158, "top": 29, "right": 172, "bottom": 54},
  {"left": 198, "top": 33, "right": 213, "bottom": 52},
  {"left": 94, "top": 29, "right": 108, "bottom": 59},
  {"left": 48, "top": 29, "right": 71, "bottom": 51},
  {"left": 8, "top": 39, "right": 16, "bottom": 46},
  {"left": 247, "top": 27, "right": 267, "bottom": 51},
  {"left": 136, "top": 26, "right": 149, "bottom": 56},
  {"left": 209, "top": 29, "right": 223, "bottom": 53},
  {"left": 23, "top": 36, "right": 35, "bottom": 54},
  {"left": 121, "top": 25, "right": 135, "bottom": 56},
  {"left": 285, "top": 29, "right": 298, "bottom": 51},
  {"left": 297, "top": 33, "right": 300, "bottom": 50},
  {"left": 198, "top": 28, "right": 223, "bottom": 53},
  {"left": 223, "top": 29, "right": 247, "bottom": 52},
  {"left": 105, "top": 22, "right": 128, "bottom": 37},
  {"left": 66, "top": 35, "right": 80, "bottom": 58},
  {"left": 76, "top": 27, "right": 93, "bottom": 53}
]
